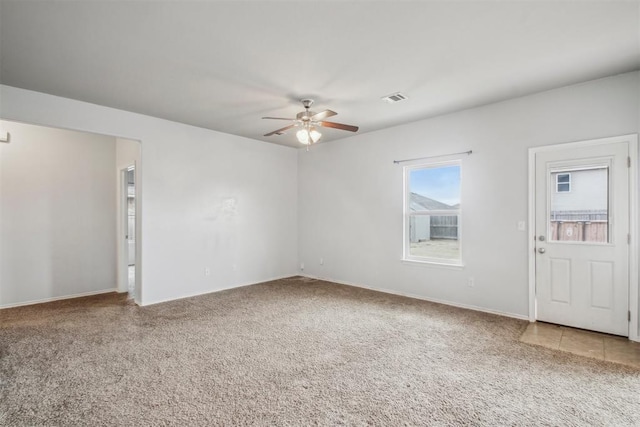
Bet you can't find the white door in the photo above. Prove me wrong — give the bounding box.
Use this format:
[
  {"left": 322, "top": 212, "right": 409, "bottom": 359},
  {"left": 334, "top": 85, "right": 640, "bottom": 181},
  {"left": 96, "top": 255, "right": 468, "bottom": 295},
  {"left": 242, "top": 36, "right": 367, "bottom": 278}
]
[{"left": 535, "top": 141, "right": 629, "bottom": 336}]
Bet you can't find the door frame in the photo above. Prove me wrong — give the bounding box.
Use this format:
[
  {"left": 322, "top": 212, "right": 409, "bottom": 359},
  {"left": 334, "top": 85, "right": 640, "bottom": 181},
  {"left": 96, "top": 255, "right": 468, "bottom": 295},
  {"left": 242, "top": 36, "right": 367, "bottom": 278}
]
[{"left": 528, "top": 134, "right": 639, "bottom": 341}]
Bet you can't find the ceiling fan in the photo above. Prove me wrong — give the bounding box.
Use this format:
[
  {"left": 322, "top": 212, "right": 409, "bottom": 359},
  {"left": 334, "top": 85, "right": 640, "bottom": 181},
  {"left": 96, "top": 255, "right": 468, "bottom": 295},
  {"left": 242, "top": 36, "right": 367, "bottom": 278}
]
[{"left": 262, "top": 99, "right": 359, "bottom": 146}]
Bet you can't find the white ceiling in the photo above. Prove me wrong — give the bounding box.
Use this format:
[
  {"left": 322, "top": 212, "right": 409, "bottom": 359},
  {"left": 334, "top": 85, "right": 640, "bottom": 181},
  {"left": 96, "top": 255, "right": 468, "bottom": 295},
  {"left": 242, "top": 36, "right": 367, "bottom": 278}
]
[{"left": 1, "top": 1, "right": 638, "bottom": 148}]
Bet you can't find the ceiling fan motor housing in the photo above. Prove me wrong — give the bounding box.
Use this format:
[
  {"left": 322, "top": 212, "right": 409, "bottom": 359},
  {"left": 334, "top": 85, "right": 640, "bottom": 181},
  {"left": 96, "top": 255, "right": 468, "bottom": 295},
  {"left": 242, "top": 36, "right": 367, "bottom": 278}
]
[
  {"left": 298, "top": 99, "right": 315, "bottom": 121},
  {"left": 296, "top": 110, "right": 315, "bottom": 121}
]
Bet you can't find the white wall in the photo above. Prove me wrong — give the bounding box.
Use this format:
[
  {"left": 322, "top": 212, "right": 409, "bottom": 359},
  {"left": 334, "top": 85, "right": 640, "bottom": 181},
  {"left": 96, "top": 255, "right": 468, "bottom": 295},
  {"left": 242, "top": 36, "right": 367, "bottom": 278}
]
[
  {"left": 551, "top": 169, "right": 607, "bottom": 212},
  {"left": 116, "top": 138, "right": 141, "bottom": 171},
  {"left": 0, "top": 120, "right": 117, "bottom": 307},
  {"left": 637, "top": 68, "right": 640, "bottom": 335},
  {"left": 1, "top": 73, "right": 636, "bottom": 319},
  {"left": 298, "top": 71, "right": 640, "bottom": 319},
  {"left": 0, "top": 85, "right": 299, "bottom": 305}
]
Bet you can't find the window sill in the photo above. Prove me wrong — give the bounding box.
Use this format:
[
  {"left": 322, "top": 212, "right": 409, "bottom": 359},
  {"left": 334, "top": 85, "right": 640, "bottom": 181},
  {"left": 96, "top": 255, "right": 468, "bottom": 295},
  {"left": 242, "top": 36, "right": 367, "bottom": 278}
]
[{"left": 401, "top": 259, "right": 465, "bottom": 270}]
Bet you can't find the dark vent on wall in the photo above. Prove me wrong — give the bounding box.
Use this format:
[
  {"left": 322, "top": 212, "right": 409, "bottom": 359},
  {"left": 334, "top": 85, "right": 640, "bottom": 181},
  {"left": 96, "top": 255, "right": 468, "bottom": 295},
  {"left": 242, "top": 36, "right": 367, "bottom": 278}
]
[{"left": 381, "top": 92, "right": 408, "bottom": 104}]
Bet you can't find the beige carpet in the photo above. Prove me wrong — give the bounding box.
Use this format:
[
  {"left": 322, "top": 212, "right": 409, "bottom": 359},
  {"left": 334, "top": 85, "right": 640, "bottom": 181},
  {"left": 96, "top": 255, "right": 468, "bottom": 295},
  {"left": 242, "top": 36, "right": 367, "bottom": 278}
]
[{"left": 1, "top": 277, "right": 639, "bottom": 426}]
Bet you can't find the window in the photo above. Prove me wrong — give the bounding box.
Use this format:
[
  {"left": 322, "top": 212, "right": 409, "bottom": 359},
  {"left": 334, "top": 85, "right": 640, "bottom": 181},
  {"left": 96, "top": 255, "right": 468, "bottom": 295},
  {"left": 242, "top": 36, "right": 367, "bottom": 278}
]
[
  {"left": 556, "top": 173, "right": 571, "bottom": 192},
  {"left": 550, "top": 167, "right": 608, "bottom": 243},
  {"left": 404, "top": 161, "right": 461, "bottom": 265}
]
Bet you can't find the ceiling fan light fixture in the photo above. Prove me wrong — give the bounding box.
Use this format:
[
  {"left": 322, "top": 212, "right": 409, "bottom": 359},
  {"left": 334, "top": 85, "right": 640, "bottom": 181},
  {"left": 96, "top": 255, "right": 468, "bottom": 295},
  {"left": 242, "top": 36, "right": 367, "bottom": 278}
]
[
  {"left": 296, "top": 127, "right": 322, "bottom": 145},
  {"left": 263, "top": 99, "right": 356, "bottom": 144},
  {"left": 296, "top": 129, "right": 311, "bottom": 145},
  {"left": 309, "top": 128, "right": 322, "bottom": 143}
]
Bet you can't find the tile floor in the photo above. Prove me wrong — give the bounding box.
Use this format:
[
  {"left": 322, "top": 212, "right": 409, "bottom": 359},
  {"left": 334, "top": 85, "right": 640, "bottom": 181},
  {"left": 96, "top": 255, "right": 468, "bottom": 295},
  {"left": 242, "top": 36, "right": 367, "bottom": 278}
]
[
  {"left": 128, "top": 265, "right": 135, "bottom": 294},
  {"left": 521, "top": 322, "right": 640, "bottom": 368}
]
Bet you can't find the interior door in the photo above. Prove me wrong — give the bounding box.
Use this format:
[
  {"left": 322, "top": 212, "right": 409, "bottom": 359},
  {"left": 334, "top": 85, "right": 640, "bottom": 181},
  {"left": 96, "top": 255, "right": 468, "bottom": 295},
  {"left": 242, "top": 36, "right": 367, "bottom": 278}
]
[{"left": 535, "top": 141, "right": 629, "bottom": 336}]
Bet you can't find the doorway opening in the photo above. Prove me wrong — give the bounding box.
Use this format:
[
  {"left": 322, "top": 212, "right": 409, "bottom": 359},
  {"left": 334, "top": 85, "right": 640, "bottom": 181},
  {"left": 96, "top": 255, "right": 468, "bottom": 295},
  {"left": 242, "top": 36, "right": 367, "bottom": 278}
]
[
  {"left": 116, "top": 138, "right": 141, "bottom": 304},
  {"left": 125, "top": 166, "right": 136, "bottom": 295},
  {"left": 0, "top": 119, "right": 142, "bottom": 308}
]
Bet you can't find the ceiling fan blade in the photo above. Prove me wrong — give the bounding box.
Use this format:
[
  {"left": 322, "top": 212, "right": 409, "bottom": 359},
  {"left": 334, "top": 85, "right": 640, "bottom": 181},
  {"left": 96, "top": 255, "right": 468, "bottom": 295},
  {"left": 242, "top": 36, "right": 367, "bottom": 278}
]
[
  {"left": 262, "top": 117, "right": 295, "bottom": 121},
  {"left": 264, "top": 124, "right": 296, "bottom": 137},
  {"left": 318, "top": 121, "right": 359, "bottom": 132},
  {"left": 310, "top": 110, "right": 337, "bottom": 121}
]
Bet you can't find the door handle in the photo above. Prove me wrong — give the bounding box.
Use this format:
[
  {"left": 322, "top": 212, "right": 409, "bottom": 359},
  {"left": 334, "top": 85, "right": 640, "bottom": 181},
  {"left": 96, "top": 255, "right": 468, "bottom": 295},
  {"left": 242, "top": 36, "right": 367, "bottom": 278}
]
[{"left": 538, "top": 247, "right": 546, "bottom": 254}]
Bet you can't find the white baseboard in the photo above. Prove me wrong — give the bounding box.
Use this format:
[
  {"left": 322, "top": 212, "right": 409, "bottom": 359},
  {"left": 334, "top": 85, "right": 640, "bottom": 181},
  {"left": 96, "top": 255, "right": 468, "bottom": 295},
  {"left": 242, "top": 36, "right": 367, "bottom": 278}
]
[
  {"left": 299, "top": 274, "right": 530, "bottom": 321},
  {"left": 0, "top": 288, "right": 118, "bottom": 309},
  {"left": 140, "top": 273, "right": 299, "bottom": 306}
]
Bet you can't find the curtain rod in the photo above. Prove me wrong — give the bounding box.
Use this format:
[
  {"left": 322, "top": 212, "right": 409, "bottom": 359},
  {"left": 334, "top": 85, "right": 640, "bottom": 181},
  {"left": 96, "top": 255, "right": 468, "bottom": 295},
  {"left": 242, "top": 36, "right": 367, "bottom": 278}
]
[{"left": 393, "top": 150, "right": 472, "bottom": 164}]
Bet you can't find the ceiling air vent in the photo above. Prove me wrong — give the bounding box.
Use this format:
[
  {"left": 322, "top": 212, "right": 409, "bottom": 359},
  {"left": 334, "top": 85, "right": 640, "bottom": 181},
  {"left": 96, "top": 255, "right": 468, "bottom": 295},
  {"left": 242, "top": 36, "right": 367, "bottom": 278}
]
[{"left": 381, "top": 92, "right": 408, "bottom": 104}]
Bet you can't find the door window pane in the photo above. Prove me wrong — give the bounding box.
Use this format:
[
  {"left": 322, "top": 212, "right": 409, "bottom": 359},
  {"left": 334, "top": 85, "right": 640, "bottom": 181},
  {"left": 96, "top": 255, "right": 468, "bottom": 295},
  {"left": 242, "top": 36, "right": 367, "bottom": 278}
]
[{"left": 549, "top": 167, "right": 608, "bottom": 243}]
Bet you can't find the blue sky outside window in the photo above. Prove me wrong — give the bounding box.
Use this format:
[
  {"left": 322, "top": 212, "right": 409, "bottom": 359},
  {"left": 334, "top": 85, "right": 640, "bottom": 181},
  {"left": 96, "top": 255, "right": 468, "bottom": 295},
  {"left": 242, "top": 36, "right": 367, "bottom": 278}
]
[{"left": 409, "top": 165, "right": 461, "bottom": 207}]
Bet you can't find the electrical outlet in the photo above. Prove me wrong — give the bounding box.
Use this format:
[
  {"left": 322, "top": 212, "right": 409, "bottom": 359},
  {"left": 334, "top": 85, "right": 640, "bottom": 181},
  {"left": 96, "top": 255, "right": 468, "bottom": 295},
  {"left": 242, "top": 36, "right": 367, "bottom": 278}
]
[
  {"left": 300, "top": 263, "right": 304, "bottom": 271},
  {"left": 467, "top": 277, "right": 475, "bottom": 288},
  {"left": 320, "top": 258, "right": 324, "bottom": 265},
  {"left": 205, "top": 267, "right": 211, "bottom": 276},
  {"left": 517, "top": 221, "right": 526, "bottom": 231}
]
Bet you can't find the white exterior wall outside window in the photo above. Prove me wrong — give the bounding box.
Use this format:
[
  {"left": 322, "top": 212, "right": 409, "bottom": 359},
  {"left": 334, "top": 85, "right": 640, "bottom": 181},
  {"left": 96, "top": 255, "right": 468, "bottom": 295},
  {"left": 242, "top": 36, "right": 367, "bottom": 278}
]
[{"left": 404, "top": 161, "right": 462, "bottom": 266}]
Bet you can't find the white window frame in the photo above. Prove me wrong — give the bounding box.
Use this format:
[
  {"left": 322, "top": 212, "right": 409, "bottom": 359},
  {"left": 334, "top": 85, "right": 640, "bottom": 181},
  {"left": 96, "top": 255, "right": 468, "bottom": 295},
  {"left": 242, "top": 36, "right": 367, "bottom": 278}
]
[
  {"left": 403, "top": 160, "right": 462, "bottom": 266},
  {"left": 556, "top": 172, "right": 571, "bottom": 193}
]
